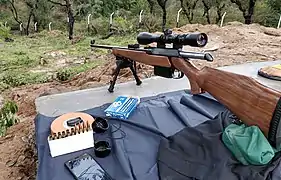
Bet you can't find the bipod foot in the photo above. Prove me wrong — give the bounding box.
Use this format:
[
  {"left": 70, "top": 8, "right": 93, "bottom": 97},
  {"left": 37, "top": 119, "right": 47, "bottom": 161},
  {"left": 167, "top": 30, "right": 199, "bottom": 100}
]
[
  {"left": 136, "top": 80, "right": 142, "bottom": 86},
  {"left": 108, "top": 81, "right": 114, "bottom": 93}
]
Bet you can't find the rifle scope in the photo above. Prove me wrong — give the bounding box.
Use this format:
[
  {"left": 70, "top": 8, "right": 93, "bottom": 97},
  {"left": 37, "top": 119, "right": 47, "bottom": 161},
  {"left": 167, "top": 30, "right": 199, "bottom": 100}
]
[{"left": 137, "top": 32, "right": 208, "bottom": 47}]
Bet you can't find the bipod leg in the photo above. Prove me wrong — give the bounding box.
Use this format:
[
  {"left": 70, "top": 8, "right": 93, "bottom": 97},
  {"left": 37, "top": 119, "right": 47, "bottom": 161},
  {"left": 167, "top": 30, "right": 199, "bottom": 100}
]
[
  {"left": 133, "top": 61, "right": 137, "bottom": 73},
  {"left": 108, "top": 60, "right": 122, "bottom": 93},
  {"left": 129, "top": 62, "right": 142, "bottom": 86}
]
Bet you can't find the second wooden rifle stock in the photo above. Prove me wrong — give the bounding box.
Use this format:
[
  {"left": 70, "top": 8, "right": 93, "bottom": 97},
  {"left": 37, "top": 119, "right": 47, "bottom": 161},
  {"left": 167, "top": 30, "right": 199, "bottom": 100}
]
[{"left": 90, "top": 31, "right": 281, "bottom": 148}]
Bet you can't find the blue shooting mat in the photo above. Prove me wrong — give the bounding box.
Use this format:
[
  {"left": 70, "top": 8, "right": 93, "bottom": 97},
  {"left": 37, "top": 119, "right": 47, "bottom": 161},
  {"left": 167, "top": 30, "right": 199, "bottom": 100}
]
[{"left": 34, "top": 89, "right": 281, "bottom": 180}]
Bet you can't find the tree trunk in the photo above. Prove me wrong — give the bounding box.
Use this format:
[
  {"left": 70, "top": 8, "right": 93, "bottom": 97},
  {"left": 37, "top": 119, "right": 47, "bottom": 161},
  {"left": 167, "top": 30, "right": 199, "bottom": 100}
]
[
  {"left": 33, "top": 14, "right": 38, "bottom": 32},
  {"left": 230, "top": 0, "right": 256, "bottom": 25},
  {"left": 147, "top": 0, "right": 155, "bottom": 14},
  {"left": 180, "top": 0, "right": 198, "bottom": 24},
  {"left": 190, "top": 0, "right": 198, "bottom": 23},
  {"left": 206, "top": 11, "right": 211, "bottom": 24},
  {"left": 8, "top": 0, "right": 22, "bottom": 26},
  {"left": 25, "top": 1, "right": 37, "bottom": 36},
  {"left": 244, "top": 0, "right": 255, "bottom": 24},
  {"left": 202, "top": 0, "right": 211, "bottom": 24},
  {"left": 156, "top": 0, "right": 168, "bottom": 32},
  {"left": 190, "top": 10, "right": 194, "bottom": 23},
  {"left": 26, "top": 11, "right": 33, "bottom": 36},
  {"left": 47, "top": 0, "right": 74, "bottom": 40},
  {"left": 68, "top": 9, "right": 75, "bottom": 40},
  {"left": 216, "top": 3, "right": 225, "bottom": 24},
  {"left": 244, "top": 15, "right": 251, "bottom": 24},
  {"left": 180, "top": 0, "right": 189, "bottom": 23},
  {"left": 180, "top": 0, "right": 191, "bottom": 23},
  {"left": 216, "top": 12, "right": 222, "bottom": 24},
  {"left": 162, "top": 9, "right": 167, "bottom": 31},
  {"left": 65, "top": 0, "right": 74, "bottom": 40}
]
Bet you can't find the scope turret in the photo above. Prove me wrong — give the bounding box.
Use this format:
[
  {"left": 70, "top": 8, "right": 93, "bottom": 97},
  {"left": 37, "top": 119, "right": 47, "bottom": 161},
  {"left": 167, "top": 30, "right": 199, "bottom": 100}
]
[{"left": 137, "top": 32, "right": 208, "bottom": 47}]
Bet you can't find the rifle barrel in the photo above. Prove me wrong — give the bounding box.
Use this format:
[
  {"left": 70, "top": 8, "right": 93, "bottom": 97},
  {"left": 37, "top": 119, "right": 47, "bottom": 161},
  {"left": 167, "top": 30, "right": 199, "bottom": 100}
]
[
  {"left": 91, "top": 44, "right": 213, "bottom": 61},
  {"left": 91, "top": 44, "right": 129, "bottom": 49},
  {"left": 179, "top": 51, "right": 214, "bottom": 62}
]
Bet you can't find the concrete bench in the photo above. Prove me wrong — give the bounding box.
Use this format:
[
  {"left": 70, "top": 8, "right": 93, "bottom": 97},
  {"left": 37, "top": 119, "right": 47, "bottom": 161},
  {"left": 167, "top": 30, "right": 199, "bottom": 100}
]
[{"left": 35, "top": 60, "right": 281, "bottom": 117}]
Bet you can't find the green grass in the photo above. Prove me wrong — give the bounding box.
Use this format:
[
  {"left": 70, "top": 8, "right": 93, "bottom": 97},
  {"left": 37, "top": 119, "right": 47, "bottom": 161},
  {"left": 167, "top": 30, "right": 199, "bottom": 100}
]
[
  {"left": 55, "top": 60, "right": 104, "bottom": 81},
  {"left": 0, "top": 30, "right": 136, "bottom": 91},
  {"left": 0, "top": 71, "right": 49, "bottom": 88}
]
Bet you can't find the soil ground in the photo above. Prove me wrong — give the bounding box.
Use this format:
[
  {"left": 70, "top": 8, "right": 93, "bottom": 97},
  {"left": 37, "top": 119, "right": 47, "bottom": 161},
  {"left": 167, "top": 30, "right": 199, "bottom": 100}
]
[{"left": 1, "top": 22, "right": 281, "bottom": 180}]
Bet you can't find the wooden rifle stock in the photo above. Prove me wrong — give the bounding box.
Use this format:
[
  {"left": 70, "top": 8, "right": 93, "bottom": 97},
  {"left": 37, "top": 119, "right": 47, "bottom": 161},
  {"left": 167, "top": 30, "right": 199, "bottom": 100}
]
[
  {"left": 112, "top": 49, "right": 172, "bottom": 67},
  {"left": 170, "top": 57, "right": 281, "bottom": 139},
  {"left": 112, "top": 49, "right": 281, "bottom": 144}
]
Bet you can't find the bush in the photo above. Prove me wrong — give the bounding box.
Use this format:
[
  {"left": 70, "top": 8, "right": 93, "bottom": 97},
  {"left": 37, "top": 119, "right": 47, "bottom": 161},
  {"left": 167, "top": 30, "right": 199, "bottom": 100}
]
[
  {"left": 142, "top": 14, "right": 162, "bottom": 32},
  {"left": 254, "top": 1, "right": 279, "bottom": 27},
  {"left": 56, "top": 69, "right": 72, "bottom": 81},
  {"left": 1, "top": 100, "right": 18, "bottom": 115},
  {"left": 89, "top": 17, "right": 109, "bottom": 36},
  {"left": 0, "top": 71, "right": 49, "bottom": 87},
  {"left": 0, "top": 82, "right": 10, "bottom": 92},
  {"left": 112, "top": 16, "right": 136, "bottom": 35},
  {"left": 0, "top": 22, "right": 11, "bottom": 39},
  {"left": 0, "top": 100, "right": 19, "bottom": 137}
]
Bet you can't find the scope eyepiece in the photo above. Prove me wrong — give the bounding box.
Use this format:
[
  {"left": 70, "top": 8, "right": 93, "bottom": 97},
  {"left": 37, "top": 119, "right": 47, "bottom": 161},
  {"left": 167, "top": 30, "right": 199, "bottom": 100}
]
[{"left": 137, "top": 32, "right": 208, "bottom": 47}]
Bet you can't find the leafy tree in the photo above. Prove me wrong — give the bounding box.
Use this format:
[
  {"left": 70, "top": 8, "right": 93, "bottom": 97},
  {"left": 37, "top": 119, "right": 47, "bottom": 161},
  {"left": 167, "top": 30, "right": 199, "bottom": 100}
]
[
  {"left": 92, "top": 0, "right": 141, "bottom": 16},
  {"left": 47, "top": 0, "right": 75, "bottom": 40},
  {"left": 230, "top": 0, "right": 257, "bottom": 24},
  {"left": 179, "top": 0, "right": 199, "bottom": 23},
  {"left": 24, "top": 0, "right": 39, "bottom": 35},
  {"left": 215, "top": 0, "right": 226, "bottom": 24},
  {"left": 33, "top": 0, "right": 52, "bottom": 30},
  {"left": 202, "top": 0, "right": 213, "bottom": 24},
  {"left": 0, "top": 22, "right": 11, "bottom": 39},
  {"left": 0, "top": 0, "right": 51, "bottom": 35},
  {"left": 147, "top": 0, "right": 156, "bottom": 14},
  {"left": 267, "top": 0, "right": 281, "bottom": 12},
  {"left": 0, "top": 0, "right": 22, "bottom": 25},
  {"left": 156, "top": 0, "right": 168, "bottom": 31}
]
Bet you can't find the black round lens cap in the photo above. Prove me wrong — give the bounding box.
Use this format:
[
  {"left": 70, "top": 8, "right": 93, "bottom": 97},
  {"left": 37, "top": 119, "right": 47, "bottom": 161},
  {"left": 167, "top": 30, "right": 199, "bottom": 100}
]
[{"left": 94, "top": 141, "right": 111, "bottom": 158}]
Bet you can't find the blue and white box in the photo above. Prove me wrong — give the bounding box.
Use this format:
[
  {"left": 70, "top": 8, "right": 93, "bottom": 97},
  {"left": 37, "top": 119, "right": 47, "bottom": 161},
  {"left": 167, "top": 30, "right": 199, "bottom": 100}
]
[{"left": 104, "top": 96, "right": 140, "bottom": 119}]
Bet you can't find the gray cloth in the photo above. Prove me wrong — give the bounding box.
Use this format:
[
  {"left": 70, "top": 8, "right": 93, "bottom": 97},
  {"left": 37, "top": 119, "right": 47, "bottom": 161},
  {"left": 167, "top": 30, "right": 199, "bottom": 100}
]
[
  {"left": 157, "top": 109, "right": 281, "bottom": 180},
  {"left": 35, "top": 90, "right": 281, "bottom": 180}
]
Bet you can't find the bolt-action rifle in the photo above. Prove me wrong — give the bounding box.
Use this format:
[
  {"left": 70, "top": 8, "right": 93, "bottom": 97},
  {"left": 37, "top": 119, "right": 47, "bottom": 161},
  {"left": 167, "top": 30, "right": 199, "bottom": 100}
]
[{"left": 90, "top": 29, "right": 281, "bottom": 149}]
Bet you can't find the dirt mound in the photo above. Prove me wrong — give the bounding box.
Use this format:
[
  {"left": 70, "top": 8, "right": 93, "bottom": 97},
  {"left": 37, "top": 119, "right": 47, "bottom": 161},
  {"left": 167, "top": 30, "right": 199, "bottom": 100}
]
[
  {"left": 1, "top": 22, "right": 281, "bottom": 180},
  {"left": 173, "top": 23, "right": 281, "bottom": 68}
]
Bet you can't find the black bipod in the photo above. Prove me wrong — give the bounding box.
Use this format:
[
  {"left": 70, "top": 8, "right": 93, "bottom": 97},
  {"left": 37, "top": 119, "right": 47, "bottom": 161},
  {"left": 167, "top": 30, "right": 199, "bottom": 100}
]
[{"left": 108, "top": 56, "right": 142, "bottom": 93}]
